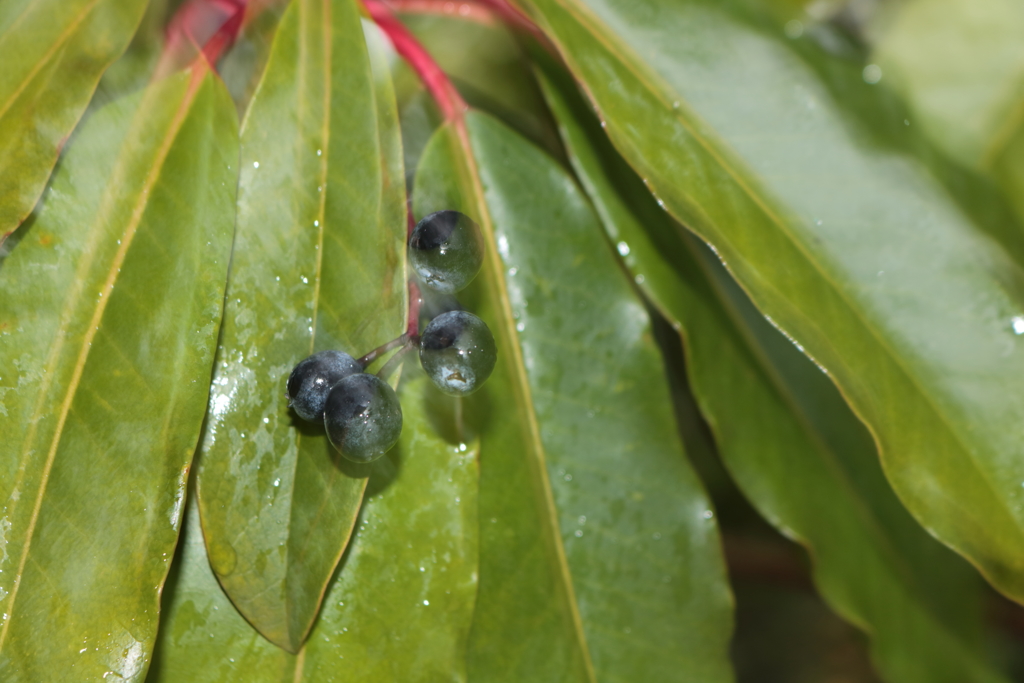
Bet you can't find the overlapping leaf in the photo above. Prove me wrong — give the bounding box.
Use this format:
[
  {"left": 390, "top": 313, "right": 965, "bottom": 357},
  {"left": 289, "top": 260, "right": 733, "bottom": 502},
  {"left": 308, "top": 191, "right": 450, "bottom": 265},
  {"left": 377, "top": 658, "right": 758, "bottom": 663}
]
[
  {"left": 0, "top": 0, "right": 148, "bottom": 241},
  {"left": 414, "top": 111, "right": 733, "bottom": 682},
  {"left": 220, "top": 0, "right": 290, "bottom": 114},
  {"left": 195, "top": 2, "right": 407, "bottom": 652},
  {"left": 148, "top": 373, "right": 480, "bottom": 682},
  {"left": 520, "top": 0, "right": 1024, "bottom": 602},
  {"left": 537, "top": 60, "right": 1009, "bottom": 683},
  {"left": 0, "top": 66, "right": 238, "bottom": 681}
]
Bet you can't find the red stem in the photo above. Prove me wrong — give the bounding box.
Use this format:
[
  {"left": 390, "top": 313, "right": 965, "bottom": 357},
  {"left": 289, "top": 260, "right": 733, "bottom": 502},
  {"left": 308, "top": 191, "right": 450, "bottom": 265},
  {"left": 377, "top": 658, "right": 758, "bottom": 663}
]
[
  {"left": 363, "top": 0, "right": 468, "bottom": 122},
  {"left": 357, "top": 281, "right": 422, "bottom": 367},
  {"left": 407, "top": 280, "right": 422, "bottom": 337},
  {"left": 158, "top": 0, "right": 248, "bottom": 76}
]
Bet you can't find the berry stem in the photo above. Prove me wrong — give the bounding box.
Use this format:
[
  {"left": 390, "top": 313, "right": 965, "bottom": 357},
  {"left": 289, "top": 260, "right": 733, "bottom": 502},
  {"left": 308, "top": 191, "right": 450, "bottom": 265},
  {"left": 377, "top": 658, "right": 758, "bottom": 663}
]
[
  {"left": 357, "top": 282, "right": 422, "bottom": 367},
  {"left": 363, "top": 0, "right": 468, "bottom": 122},
  {"left": 357, "top": 334, "right": 409, "bottom": 368},
  {"left": 407, "top": 279, "right": 422, "bottom": 337},
  {"left": 376, "top": 338, "right": 418, "bottom": 382}
]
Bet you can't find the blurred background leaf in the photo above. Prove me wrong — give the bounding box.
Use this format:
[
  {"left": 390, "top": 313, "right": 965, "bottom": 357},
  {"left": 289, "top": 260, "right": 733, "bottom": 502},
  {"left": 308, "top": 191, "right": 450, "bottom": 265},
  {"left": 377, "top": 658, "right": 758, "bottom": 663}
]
[
  {"left": 870, "top": 0, "right": 1024, "bottom": 231},
  {"left": 871, "top": 0, "right": 1024, "bottom": 172}
]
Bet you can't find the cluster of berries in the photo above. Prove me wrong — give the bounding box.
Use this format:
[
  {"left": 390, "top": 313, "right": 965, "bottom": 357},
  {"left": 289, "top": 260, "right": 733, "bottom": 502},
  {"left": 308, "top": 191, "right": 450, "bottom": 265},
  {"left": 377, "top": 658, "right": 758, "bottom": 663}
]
[{"left": 286, "top": 210, "right": 497, "bottom": 463}]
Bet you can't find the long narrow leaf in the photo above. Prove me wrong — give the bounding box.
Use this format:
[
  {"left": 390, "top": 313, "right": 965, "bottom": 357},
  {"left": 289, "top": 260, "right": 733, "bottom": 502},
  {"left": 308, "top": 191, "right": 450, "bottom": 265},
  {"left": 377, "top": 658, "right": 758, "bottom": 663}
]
[
  {"left": 195, "top": 3, "right": 407, "bottom": 651},
  {"left": 0, "top": 66, "right": 238, "bottom": 681},
  {"left": 414, "top": 111, "right": 734, "bottom": 682},
  {"left": 520, "top": 0, "right": 1024, "bottom": 602},
  {"left": 537, "top": 59, "right": 1009, "bottom": 683}
]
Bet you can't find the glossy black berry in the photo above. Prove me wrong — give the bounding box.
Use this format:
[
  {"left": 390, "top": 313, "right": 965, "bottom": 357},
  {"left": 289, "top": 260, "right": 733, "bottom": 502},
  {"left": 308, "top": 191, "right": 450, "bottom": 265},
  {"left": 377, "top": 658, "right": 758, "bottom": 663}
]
[
  {"left": 324, "top": 373, "right": 403, "bottom": 463},
  {"left": 286, "top": 350, "right": 362, "bottom": 421},
  {"left": 419, "top": 310, "right": 497, "bottom": 396},
  {"left": 408, "top": 210, "right": 484, "bottom": 293}
]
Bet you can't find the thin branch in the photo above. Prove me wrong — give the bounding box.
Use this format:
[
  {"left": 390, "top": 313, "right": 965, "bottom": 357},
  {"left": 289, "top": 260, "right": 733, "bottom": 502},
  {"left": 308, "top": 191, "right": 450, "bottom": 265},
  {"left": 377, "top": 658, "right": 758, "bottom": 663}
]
[
  {"left": 363, "top": 0, "right": 468, "bottom": 122},
  {"left": 376, "top": 338, "right": 418, "bottom": 382},
  {"left": 407, "top": 279, "right": 422, "bottom": 337},
  {"left": 357, "top": 282, "right": 422, "bottom": 366},
  {"left": 358, "top": 334, "right": 409, "bottom": 368},
  {"left": 157, "top": 0, "right": 248, "bottom": 78}
]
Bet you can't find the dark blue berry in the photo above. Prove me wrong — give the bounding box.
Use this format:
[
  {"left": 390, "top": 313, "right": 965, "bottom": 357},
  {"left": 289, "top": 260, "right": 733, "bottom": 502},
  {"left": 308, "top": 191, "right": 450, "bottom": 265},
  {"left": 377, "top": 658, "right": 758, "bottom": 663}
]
[
  {"left": 408, "top": 210, "right": 484, "bottom": 293},
  {"left": 419, "top": 310, "right": 496, "bottom": 396},
  {"left": 324, "top": 373, "right": 403, "bottom": 463},
  {"left": 286, "top": 350, "right": 362, "bottom": 421}
]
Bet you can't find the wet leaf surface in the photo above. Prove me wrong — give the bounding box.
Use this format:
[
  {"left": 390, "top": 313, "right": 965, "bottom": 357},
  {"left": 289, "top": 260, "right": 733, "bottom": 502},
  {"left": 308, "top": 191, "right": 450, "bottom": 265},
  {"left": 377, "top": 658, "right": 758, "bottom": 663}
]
[
  {"left": 414, "top": 111, "right": 734, "bottom": 682},
  {"left": 0, "top": 66, "right": 238, "bottom": 681},
  {"left": 521, "top": 0, "right": 1024, "bottom": 604},
  {"left": 148, "top": 372, "right": 479, "bottom": 682},
  {"left": 194, "top": 3, "right": 407, "bottom": 652},
  {"left": 537, "top": 59, "right": 1010, "bottom": 683}
]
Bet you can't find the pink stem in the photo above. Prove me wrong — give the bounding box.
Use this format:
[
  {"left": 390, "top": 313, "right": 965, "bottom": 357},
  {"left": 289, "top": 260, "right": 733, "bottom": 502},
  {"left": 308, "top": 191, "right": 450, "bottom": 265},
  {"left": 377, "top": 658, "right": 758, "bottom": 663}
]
[
  {"left": 364, "top": 0, "right": 468, "bottom": 122},
  {"left": 158, "top": 0, "right": 248, "bottom": 76},
  {"left": 407, "top": 280, "right": 422, "bottom": 337}
]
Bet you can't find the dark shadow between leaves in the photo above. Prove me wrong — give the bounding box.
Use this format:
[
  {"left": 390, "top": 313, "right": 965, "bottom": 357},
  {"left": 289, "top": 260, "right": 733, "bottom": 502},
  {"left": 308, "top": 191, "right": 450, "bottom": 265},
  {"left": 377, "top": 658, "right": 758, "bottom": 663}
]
[{"left": 0, "top": 195, "right": 41, "bottom": 268}]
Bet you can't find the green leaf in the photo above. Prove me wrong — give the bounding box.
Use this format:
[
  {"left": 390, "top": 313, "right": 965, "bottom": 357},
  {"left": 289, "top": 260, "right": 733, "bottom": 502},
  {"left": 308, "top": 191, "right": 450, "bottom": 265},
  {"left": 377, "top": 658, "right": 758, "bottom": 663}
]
[
  {"left": 91, "top": 0, "right": 180, "bottom": 110},
  {"left": 0, "top": 0, "right": 148, "bottom": 240},
  {"left": 413, "top": 112, "right": 734, "bottom": 682},
  {"left": 148, "top": 373, "right": 480, "bottom": 681},
  {"left": 0, "top": 67, "right": 238, "bottom": 680},
  {"left": 220, "top": 1, "right": 289, "bottom": 116},
  {"left": 870, "top": 0, "right": 1024, "bottom": 236},
  {"left": 871, "top": 0, "right": 1024, "bottom": 171},
  {"left": 520, "top": 0, "right": 1024, "bottom": 602},
  {"left": 536, "top": 59, "right": 1010, "bottom": 683},
  {"left": 194, "top": 2, "right": 407, "bottom": 652}
]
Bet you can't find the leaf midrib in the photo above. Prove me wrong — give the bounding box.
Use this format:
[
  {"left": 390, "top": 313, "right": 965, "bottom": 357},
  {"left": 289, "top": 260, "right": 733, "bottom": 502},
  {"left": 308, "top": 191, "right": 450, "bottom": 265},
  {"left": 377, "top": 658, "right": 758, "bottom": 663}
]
[
  {"left": 0, "top": 67, "right": 208, "bottom": 653},
  {"left": 275, "top": 0, "right": 336, "bottom": 650},
  {"left": 456, "top": 116, "right": 597, "bottom": 682},
  {"left": 544, "top": 0, "right": 1024, "bottom": 551}
]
